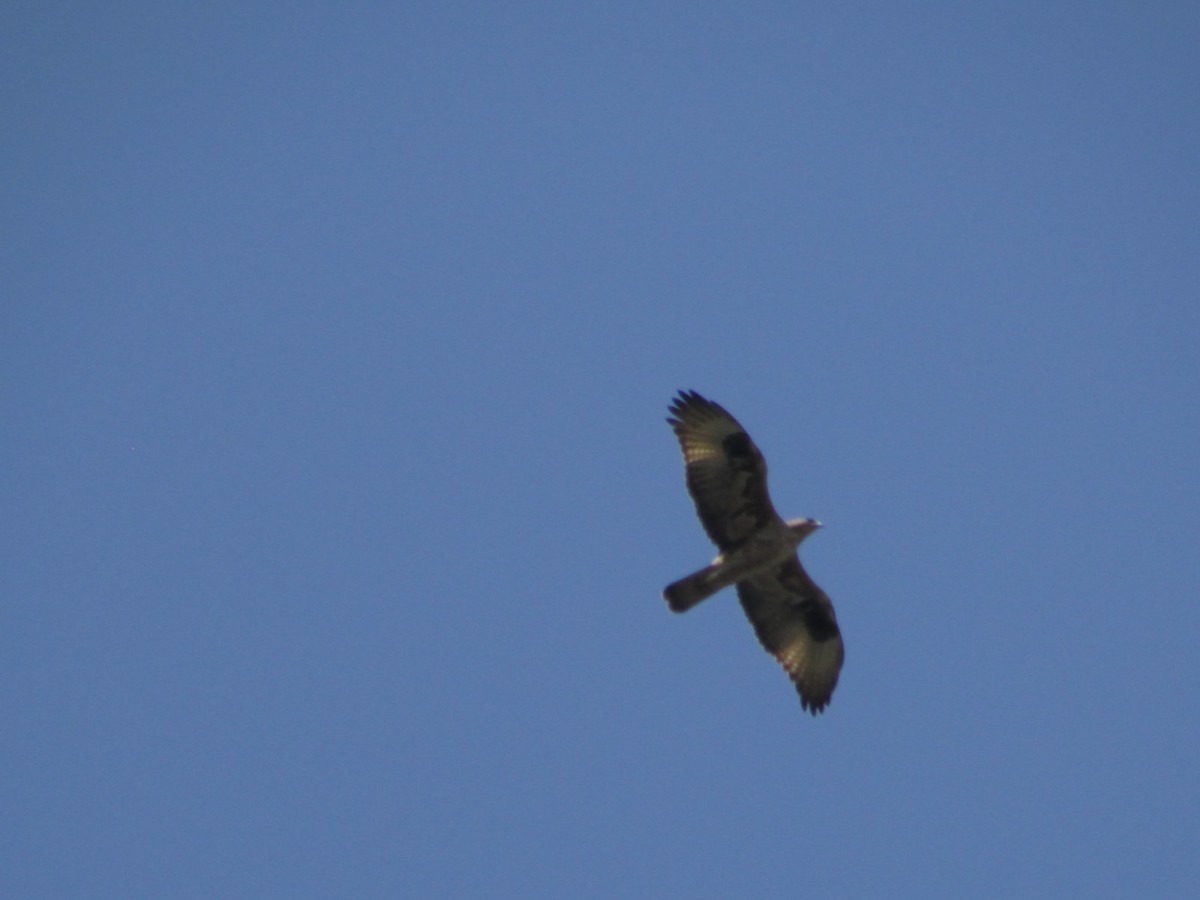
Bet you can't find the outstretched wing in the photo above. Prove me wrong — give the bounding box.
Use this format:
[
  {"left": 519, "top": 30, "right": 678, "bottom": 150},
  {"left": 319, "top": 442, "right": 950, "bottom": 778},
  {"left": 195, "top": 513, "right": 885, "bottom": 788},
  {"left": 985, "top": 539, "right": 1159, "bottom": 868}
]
[
  {"left": 667, "top": 390, "right": 782, "bottom": 551},
  {"left": 736, "top": 557, "right": 844, "bottom": 714}
]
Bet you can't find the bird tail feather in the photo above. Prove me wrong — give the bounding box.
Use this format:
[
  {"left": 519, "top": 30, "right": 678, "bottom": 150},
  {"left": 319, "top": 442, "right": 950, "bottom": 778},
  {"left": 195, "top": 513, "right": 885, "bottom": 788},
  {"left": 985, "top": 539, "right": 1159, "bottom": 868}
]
[{"left": 663, "top": 563, "right": 735, "bottom": 613}]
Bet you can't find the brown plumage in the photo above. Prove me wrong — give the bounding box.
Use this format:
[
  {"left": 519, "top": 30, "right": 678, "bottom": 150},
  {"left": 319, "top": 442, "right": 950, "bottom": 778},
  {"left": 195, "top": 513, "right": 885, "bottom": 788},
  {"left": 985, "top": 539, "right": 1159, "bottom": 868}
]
[{"left": 664, "top": 390, "right": 844, "bottom": 714}]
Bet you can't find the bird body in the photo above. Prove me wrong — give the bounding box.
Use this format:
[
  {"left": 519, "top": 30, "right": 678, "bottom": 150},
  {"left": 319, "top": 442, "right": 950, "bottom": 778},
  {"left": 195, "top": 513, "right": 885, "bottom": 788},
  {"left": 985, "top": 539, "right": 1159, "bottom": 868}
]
[{"left": 664, "top": 516, "right": 811, "bottom": 612}]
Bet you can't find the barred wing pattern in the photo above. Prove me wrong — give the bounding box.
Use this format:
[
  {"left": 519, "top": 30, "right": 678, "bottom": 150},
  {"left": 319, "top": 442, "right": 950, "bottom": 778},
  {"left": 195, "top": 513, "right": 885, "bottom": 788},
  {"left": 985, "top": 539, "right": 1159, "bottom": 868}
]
[
  {"left": 736, "top": 558, "right": 843, "bottom": 713},
  {"left": 666, "top": 390, "right": 780, "bottom": 552}
]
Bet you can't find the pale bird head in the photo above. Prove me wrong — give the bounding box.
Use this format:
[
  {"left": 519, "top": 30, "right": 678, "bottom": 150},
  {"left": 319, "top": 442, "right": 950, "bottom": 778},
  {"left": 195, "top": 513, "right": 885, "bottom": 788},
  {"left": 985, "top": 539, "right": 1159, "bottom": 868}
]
[{"left": 785, "top": 517, "right": 822, "bottom": 545}]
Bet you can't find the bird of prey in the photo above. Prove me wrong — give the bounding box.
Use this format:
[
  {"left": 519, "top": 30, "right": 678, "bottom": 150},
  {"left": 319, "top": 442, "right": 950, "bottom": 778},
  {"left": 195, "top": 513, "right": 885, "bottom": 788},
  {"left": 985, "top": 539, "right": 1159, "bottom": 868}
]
[{"left": 664, "top": 390, "right": 844, "bottom": 714}]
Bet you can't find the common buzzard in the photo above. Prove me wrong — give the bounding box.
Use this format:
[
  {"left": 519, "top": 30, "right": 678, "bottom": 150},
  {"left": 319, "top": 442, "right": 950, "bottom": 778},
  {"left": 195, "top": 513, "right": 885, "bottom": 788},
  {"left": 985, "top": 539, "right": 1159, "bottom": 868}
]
[{"left": 664, "top": 390, "right": 844, "bottom": 714}]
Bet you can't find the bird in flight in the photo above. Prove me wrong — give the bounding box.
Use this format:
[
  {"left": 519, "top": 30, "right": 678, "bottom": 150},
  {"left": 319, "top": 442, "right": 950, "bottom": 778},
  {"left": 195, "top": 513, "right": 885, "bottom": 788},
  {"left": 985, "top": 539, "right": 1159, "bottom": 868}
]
[{"left": 664, "top": 390, "right": 844, "bottom": 714}]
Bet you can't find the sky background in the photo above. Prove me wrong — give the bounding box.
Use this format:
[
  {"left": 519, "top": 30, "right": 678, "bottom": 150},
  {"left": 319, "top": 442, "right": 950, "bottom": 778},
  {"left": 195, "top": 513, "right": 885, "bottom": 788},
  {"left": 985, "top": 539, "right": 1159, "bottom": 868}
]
[{"left": 3, "top": 3, "right": 1198, "bottom": 897}]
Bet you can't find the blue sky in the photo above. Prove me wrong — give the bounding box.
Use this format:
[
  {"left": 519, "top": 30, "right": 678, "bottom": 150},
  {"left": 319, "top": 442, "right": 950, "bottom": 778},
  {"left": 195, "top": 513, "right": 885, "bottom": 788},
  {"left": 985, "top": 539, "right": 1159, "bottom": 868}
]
[{"left": 3, "top": 3, "right": 1198, "bottom": 897}]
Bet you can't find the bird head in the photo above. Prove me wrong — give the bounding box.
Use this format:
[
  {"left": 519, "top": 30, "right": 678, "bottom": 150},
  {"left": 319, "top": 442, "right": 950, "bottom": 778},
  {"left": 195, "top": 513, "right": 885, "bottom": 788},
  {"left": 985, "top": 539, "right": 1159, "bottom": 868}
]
[{"left": 785, "top": 517, "right": 822, "bottom": 545}]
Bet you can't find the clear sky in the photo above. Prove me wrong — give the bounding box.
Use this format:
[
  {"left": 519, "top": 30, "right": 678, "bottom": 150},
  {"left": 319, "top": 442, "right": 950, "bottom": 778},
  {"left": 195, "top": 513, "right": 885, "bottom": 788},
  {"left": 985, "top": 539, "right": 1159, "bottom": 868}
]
[{"left": 4, "top": 3, "right": 1198, "bottom": 897}]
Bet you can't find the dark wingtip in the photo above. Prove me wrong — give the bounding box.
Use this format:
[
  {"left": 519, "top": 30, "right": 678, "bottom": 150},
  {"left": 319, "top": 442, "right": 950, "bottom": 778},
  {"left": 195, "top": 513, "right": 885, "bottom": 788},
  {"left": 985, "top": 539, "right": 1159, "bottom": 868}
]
[
  {"left": 667, "top": 389, "right": 718, "bottom": 422},
  {"left": 670, "top": 389, "right": 703, "bottom": 405},
  {"left": 667, "top": 389, "right": 700, "bottom": 428},
  {"left": 668, "top": 388, "right": 694, "bottom": 413},
  {"left": 798, "top": 688, "right": 835, "bottom": 715}
]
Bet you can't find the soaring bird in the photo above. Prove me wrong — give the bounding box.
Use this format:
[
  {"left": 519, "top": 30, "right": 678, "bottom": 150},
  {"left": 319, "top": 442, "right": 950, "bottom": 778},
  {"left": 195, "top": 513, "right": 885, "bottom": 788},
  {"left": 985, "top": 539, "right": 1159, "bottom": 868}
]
[{"left": 664, "top": 390, "right": 844, "bottom": 714}]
